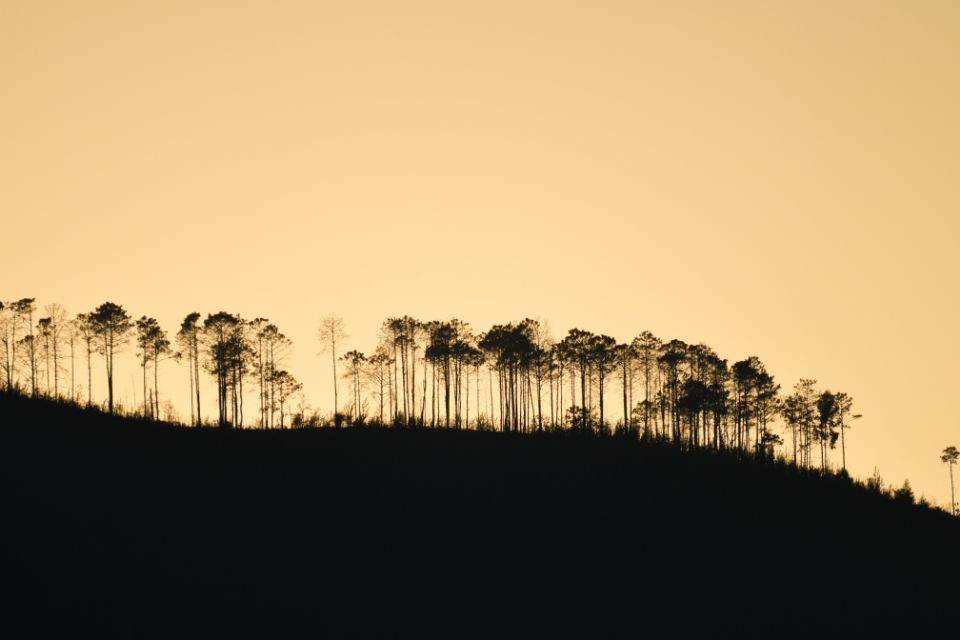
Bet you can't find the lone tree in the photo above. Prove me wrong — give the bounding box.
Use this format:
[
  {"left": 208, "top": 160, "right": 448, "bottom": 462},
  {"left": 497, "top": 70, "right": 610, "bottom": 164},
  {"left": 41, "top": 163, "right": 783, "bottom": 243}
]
[
  {"left": 941, "top": 446, "right": 959, "bottom": 516},
  {"left": 89, "top": 302, "right": 133, "bottom": 413},
  {"left": 317, "top": 313, "right": 347, "bottom": 425}
]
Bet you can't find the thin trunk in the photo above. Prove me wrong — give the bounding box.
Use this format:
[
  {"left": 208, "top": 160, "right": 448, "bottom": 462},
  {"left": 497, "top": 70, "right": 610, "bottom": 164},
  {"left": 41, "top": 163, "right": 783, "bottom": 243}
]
[
  {"left": 53, "top": 330, "right": 59, "bottom": 398},
  {"left": 142, "top": 353, "right": 148, "bottom": 418},
  {"left": 950, "top": 464, "right": 956, "bottom": 516},
  {"left": 154, "top": 348, "right": 160, "bottom": 419},
  {"left": 69, "top": 333, "right": 75, "bottom": 401},
  {"left": 194, "top": 338, "right": 201, "bottom": 426},
  {"left": 421, "top": 352, "right": 428, "bottom": 425},
  {"left": 332, "top": 337, "right": 338, "bottom": 422},
  {"left": 622, "top": 357, "right": 628, "bottom": 430},
  {"left": 188, "top": 350, "right": 195, "bottom": 425},
  {"left": 106, "top": 330, "right": 114, "bottom": 413},
  {"left": 839, "top": 406, "right": 847, "bottom": 471},
  {"left": 86, "top": 343, "right": 92, "bottom": 406},
  {"left": 488, "top": 366, "right": 494, "bottom": 429}
]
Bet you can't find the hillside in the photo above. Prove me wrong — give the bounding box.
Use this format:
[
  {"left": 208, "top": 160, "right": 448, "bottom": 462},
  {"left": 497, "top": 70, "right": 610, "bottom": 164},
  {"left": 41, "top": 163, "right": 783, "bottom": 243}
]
[{"left": 1, "top": 390, "right": 958, "bottom": 634}]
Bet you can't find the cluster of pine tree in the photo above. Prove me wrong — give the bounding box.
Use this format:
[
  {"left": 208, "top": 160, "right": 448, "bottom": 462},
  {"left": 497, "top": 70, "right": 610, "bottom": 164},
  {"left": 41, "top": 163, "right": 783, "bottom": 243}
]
[
  {"left": 329, "top": 316, "right": 857, "bottom": 471},
  {"left": 0, "top": 299, "right": 859, "bottom": 471}
]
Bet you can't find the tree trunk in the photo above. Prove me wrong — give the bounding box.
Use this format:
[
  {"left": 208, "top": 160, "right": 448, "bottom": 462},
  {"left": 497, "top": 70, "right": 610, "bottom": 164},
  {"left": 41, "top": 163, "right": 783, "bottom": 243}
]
[{"left": 154, "top": 349, "right": 160, "bottom": 419}]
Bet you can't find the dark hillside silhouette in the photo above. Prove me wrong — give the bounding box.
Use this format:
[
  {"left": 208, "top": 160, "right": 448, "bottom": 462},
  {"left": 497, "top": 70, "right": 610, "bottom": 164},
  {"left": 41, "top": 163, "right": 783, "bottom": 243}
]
[
  {"left": 1, "top": 390, "right": 958, "bottom": 634},
  {"left": 4, "top": 297, "right": 877, "bottom": 478}
]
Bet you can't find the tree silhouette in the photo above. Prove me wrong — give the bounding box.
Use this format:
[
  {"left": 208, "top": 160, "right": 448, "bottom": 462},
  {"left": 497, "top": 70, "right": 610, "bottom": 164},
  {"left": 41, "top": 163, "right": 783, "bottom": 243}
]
[
  {"left": 16, "top": 334, "right": 38, "bottom": 397},
  {"left": 592, "top": 334, "right": 617, "bottom": 433},
  {"left": 136, "top": 317, "right": 159, "bottom": 417},
  {"left": 424, "top": 319, "right": 478, "bottom": 429},
  {"left": 782, "top": 380, "right": 811, "bottom": 466},
  {"left": 2, "top": 297, "right": 880, "bottom": 484},
  {"left": 732, "top": 357, "right": 763, "bottom": 453},
  {"left": 150, "top": 321, "right": 171, "bottom": 418},
  {"left": 1, "top": 299, "right": 36, "bottom": 392},
  {"left": 382, "top": 316, "right": 421, "bottom": 426},
  {"left": 631, "top": 331, "right": 661, "bottom": 438},
  {"left": 269, "top": 369, "right": 302, "bottom": 428},
  {"left": 941, "top": 446, "right": 959, "bottom": 515},
  {"left": 37, "top": 317, "right": 52, "bottom": 396},
  {"left": 753, "top": 366, "right": 779, "bottom": 457},
  {"left": 202, "top": 312, "right": 244, "bottom": 427},
  {"left": 14, "top": 299, "right": 38, "bottom": 396},
  {"left": 0, "top": 301, "right": 10, "bottom": 390},
  {"left": 177, "top": 313, "right": 203, "bottom": 426},
  {"left": 318, "top": 313, "right": 348, "bottom": 426},
  {"left": 366, "top": 349, "right": 392, "bottom": 426},
  {"left": 815, "top": 391, "right": 839, "bottom": 470},
  {"left": 833, "top": 392, "right": 859, "bottom": 472},
  {"left": 340, "top": 350, "right": 366, "bottom": 423},
  {"left": 613, "top": 343, "right": 633, "bottom": 433},
  {"left": 893, "top": 480, "right": 915, "bottom": 505},
  {"left": 41, "top": 304, "right": 67, "bottom": 399},
  {"left": 556, "top": 329, "right": 596, "bottom": 432},
  {"left": 89, "top": 302, "right": 132, "bottom": 414},
  {"left": 479, "top": 322, "right": 536, "bottom": 432},
  {"left": 659, "top": 340, "right": 688, "bottom": 442},
  {"left": 66, "top": 312, "right": 76, "bottom": 401},
  {"left": 426, "top": 321, "right": 456, "bottom": 428},
  {"left": 73, "top": 313, "right": 97, "bottom": 406}
]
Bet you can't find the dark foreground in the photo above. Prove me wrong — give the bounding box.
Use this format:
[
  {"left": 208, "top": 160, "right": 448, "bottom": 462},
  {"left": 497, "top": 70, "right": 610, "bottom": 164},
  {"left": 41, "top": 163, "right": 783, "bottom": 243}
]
[{"left": 1, "top": 392, "right": 958, "bottom": 635}]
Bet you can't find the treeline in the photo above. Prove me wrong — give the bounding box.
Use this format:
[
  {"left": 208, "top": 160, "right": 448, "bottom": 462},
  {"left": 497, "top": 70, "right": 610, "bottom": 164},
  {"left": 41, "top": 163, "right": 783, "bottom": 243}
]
[
  {"left": 331, "top": 316, "right": 860, "bottom": 472},
  {"left": 0, "top": 298, "right": 863, "bottom": 473},
  {"left": 0, "top": 299, "right": 301, "bottom": 429}
]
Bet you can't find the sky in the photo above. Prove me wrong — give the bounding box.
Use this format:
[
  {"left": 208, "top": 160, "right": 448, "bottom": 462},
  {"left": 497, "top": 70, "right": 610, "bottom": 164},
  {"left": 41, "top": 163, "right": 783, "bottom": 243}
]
[{"left": 2, "top": 1, "right": 959, "bottom": 506}]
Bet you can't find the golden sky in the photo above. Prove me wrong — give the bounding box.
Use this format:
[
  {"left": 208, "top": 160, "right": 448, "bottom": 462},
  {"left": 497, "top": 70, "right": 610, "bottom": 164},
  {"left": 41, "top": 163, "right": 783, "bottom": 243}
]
[{"left": 2, "top": 2, "right": 959, "bottom": 505}]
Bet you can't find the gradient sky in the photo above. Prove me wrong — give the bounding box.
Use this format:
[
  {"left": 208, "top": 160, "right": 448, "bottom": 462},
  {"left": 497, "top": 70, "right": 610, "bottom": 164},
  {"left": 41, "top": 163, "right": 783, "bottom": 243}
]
[{"left": 2, "top": 1, "right": 959, "bottom": 506}]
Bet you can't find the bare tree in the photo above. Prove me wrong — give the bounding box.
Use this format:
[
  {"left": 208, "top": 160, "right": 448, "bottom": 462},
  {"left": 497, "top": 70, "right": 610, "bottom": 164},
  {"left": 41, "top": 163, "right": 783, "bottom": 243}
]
[
  {"left": 317, "top": 313, "right": 348, "bottom": 425},
  {"left": 44, "top": 304, "right": 67, "bottom": 399}
]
